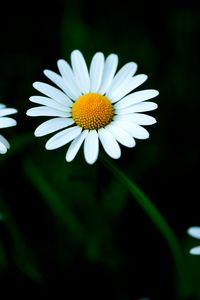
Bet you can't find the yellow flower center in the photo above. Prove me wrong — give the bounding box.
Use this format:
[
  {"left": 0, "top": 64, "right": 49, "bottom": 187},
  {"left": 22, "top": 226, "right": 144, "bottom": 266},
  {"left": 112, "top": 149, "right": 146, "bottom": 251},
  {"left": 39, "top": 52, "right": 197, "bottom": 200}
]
[{"left": 71, "top": 92, "right": 114, "bottom": 130}]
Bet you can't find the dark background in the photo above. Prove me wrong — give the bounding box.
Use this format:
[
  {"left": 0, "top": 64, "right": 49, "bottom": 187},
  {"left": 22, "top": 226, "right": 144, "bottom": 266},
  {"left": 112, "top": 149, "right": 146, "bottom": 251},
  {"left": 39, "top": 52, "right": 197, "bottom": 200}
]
[{"left": 0, "top": 0, "right": 200, "bottom": 299}]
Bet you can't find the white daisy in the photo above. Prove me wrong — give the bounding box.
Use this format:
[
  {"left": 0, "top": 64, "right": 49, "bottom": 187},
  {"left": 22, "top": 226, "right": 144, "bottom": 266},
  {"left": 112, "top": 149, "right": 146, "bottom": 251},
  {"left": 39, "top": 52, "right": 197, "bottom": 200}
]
[
  {"left": 0, "top": 103, "right": 17, "bottom": 154},
  {"left": 27, "top": 50, "right": 159, "bottom": 164},
  {"left": 187, "top": 226, "right": 200, "bottom": 255}
]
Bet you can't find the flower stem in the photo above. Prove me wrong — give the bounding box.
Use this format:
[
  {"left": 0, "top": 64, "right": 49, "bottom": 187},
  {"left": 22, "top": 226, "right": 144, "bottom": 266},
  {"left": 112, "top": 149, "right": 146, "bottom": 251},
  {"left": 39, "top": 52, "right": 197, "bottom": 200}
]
[{"left": 100, "top": 154, "right": 192, "bottom": 299}]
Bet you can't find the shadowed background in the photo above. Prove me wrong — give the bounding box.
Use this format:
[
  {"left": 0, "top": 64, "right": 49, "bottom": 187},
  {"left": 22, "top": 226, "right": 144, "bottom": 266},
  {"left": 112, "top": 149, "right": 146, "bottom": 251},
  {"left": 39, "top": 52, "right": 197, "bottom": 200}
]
[{"left": 0, "top": 0, "right": 200, "bottom": 299}]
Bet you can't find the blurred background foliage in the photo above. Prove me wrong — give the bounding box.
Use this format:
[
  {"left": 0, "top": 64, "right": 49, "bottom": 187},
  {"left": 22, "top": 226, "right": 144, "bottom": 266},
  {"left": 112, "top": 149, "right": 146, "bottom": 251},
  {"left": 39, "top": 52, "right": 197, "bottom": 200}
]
[{"left": 0, "top": 0, "right": 200, "bottom": 299}]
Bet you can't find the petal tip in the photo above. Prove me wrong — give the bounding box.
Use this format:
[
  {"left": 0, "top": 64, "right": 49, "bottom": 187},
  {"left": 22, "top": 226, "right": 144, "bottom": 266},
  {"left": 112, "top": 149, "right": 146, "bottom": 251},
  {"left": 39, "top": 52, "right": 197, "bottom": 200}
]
[
  {"left": 43, "top": 69, "right": 49, "bottom": 75},
  {"left": 34, "top": 129, "right": 41, "bottom": 137},
  {"left": 26, "top": 109, "right": 32, "bottom": 116},
  {"left": 32, "top": 81, "right": 40, "bottom": 88},
  {"left": 85, "top": 158, "right": 96, "bottom": 165},
  {"left": 189, "top": 247, "right": 200, "bottom": 255},
  {"left": 45, "top": 142, "right": 51, "bottom": 150}
]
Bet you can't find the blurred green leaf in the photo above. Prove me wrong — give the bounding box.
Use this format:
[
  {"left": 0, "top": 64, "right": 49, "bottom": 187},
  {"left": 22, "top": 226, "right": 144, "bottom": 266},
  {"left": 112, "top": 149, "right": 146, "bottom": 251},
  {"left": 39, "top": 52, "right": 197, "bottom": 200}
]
[
  {"left": 101, "top": 178, "right": 128, "bottom": 218},
  {"left": 0, "top": 194, "right": 41, "bottom": 280},
  {"left": 60, "top": 4, "right": 91, "bottom": 56},
  {"left": 23, "top": 157, "right": 87, "bottom": 241},
  {"left": 0, "top": 238, "right": 6, "bottom": 270}
]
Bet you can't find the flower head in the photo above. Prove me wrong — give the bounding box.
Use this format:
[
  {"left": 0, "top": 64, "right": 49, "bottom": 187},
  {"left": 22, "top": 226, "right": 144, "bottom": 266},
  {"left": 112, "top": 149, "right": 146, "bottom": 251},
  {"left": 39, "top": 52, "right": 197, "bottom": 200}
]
[
  {"left": 187, "top": 226, "right": 200, "bottom": 255},
  {"left": 27, "top": 50, "right": 159, "bottom": 164},
  {"left": 0, "top": 103, "right": 17, "bottom": 154}
]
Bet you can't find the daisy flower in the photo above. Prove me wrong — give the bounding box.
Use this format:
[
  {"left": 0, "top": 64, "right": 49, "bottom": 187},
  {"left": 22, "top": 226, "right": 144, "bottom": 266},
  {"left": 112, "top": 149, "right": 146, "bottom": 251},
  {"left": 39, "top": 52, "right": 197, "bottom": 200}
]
[
  {"left": 27, "top": 50, "right": 159, "bottom": 164},
  {"left": 0, "top": 103, "right": 17, "bottom": 154},
  {"left": 187, "top": 226, "right": 200, "bottom": 255}
]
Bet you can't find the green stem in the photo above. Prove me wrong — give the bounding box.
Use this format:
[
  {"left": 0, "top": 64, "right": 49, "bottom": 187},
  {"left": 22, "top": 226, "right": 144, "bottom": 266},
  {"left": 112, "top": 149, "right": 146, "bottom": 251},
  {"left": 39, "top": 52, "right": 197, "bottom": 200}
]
[{"left": 100, "top": 154, "right": 192, "bottom": 298}]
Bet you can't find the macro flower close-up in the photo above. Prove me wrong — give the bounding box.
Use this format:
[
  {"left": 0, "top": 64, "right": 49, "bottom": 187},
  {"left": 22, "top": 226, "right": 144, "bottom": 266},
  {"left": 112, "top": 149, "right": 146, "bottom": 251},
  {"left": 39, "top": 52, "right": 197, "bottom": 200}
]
[
  {"left": 187, "top": 227, "right": 200, "bottom": 255},
  {"left": 27, "top": 50, "right": 159, "bottom": 164},
  {"left": 0, "top": 103, "right": 17, "bottom": 154},
  {"left": 1, "top": 0, "right": 200, "bottom": 298}
]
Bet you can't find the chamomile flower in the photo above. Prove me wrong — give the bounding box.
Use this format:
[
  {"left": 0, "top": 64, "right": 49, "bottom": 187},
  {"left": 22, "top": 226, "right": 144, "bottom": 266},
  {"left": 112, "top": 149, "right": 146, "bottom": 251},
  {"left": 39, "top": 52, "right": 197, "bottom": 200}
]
[
  {"left": 187, "top": 226, "right": 200, "bottom": 255},
  {"left": 27, "top": 50, "right": 159, "bottom": 164},
  {"left": 0, "top": 103, "right": 17, "bottom": 154}
]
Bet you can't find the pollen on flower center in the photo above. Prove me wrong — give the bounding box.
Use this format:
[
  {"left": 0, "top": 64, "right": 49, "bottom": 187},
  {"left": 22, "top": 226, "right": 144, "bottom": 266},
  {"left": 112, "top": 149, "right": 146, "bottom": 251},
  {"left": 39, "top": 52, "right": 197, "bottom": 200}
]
[{"left": 71, "top": 92, "right": 114, "bottom": 130}]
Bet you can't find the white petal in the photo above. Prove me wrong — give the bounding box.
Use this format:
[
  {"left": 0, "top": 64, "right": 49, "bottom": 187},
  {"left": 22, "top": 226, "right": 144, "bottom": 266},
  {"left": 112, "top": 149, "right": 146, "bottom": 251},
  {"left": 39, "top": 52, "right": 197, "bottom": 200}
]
[
  {"left": 115, "top": 89, "right": 159, "bottom": 109},
  {"left": 0, "top": 108, "right": 17, "bottom": 117},
  {"left": 89, "top": 52, "right": 104, "bottom": 92},
  {"left": 189, "top": 246, "right": 200, "bottom": 255},
  {"left": 115, "top": 102, "right": 158, "bottom": 114},
  {"left": 33, "top": 82, "right": 72, "bottom": 106},
  {"left": 34, "top": 117, "right": 74, "bottom": 137},
  {"left": 98, "top": 128, "right": 121, "bottom": 159},
  {"left": 109, "top": 74, "right": 148, "bottom": 103},
  {"left": 26, "top": 107, "right": 71, "bottom": 117},
  {"left": 44, "top": 70, "right": 70, "bottom": 96},
  {"left": 0, "top": 141, "right": 7, "bottom": 154},
  {"left": 43, "top": 69, "right": 79, "bottom": 100},
  {"left": 66, "top": 130, "right": 89, "bottom": 162},
  {"left": 0, "top": 117, "right": 17, "bottom": 128},
  {"left": 106, "top": 62, "right": 137, "bottom": 100},
  {"left": 84, "top": 130, "right": 99, "bottom": 164},
  {"left": 187, "top": 227, "right": 200, "bottom": 239},
  {"left": 0, "top": 135, "right": 10, "bottom": 149},
  {"left": 57, "top": 59, "right": 82, "bottom": 99},
  {"left": 71, "top": 50, "right": 90, "bottom": 94},
  {"left": 29, "top": 96, "right": 70, "bottom": 111},
  {"left": 106, "top": 124, "right": 136, "bottom": 148},
  {"left": 114, "top": 113, "right": 156, "bottom": 125},
  {"left": 45, "top": 126, "right": 82, "bottom": 150},
  {"left": 98, "top": 54, "right": 118, "bottom": 95},
  {"left": 0, "top": 104, "right": 6, "bottom": 108},
  {"left": 113, "top": 120, "right": 149, "bottom": 139}
]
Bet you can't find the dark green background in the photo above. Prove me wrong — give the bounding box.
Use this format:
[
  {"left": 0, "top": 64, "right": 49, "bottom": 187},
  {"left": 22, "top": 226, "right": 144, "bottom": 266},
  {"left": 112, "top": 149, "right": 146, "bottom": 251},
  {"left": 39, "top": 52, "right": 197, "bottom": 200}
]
[{"left": 0, "top": 0, "right": 200, "bottom": 299}]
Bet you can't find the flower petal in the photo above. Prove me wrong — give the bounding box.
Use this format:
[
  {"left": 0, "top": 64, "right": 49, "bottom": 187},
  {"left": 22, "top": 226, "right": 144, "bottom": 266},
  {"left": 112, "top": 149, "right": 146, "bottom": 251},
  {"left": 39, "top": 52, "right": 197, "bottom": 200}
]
[
  {"left": 114, "top": 113, "right": 156, "bottom": 125},
  {"left": 89, "top": 52, "right": 104, "bottom": 92},
  {"left": 106, "top": 62, "right": 137, "bottom": 100},
  {"left": 98, "top": 54, "right": 118, "bottom": 95},
  {"left": 0, "top": 134, "right": 10, "bottom": 149},
  {"left": 71, "top": 50, "right": 90, "bottom": 94},
  {"left": 0, "top": 141, "right": 7, "bottom": 154},
  {"left": 113, "top": 120, "right": 150, "bottom": 139},
  {"left": 115, "top": 89, "right": 159, "bottom": 109},
  {"left": 106, "top": 123, "right": 136, "bottom": 148},
  {"left": 0, "top": 104, "right": 6, "bottom": 108},
  {"left": 187, "top": 227, "right": 200, "bottom": 239},
  {"left": 0, "top": 117, "right": 17, "bottom": 128},
  {"left": 33, "top": 82, "right": 72, "bottom": 106},
  {"left": 45, "top": 126, "right": 82, "bottom": 150},
  {"left": 34, "top": 117, "right": 74, "bottom": 137},
  {"left": 26, "top": 107, "right": 71, "bottom": 117},
  {"left": 44, "top": 69, "right": 78, "bottom": 100},
  {"left": 0, "top": 108, "right": 17, "bottom": 117},
  {"left": 84, "top": 130, "right": 99, "bottom": 164},
  {"left": 109, "top": 74, "right": 148, "bottom": 103},
  {"left": 57, "top": 59, "right": 82, "bottom": 99},
  {"left": 98, "top": 127, "right": 121, "bottom": 159},
  {"left": 115, "top": 102, "right": 158, "bottom": 114},
  {"left": 189, "top": 246, "right": 200, "bottom": 255},
  {"left": 29, "top": 96, "right": 69, "bottom": 111},
  {"left": 66, "top": 130, "right": 89, "bottom": 162}
]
